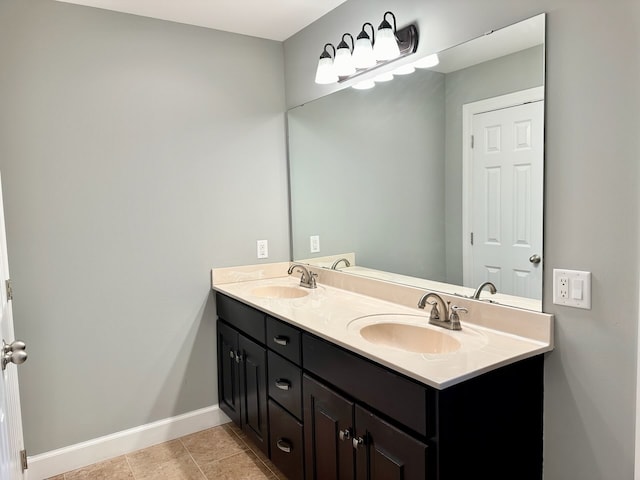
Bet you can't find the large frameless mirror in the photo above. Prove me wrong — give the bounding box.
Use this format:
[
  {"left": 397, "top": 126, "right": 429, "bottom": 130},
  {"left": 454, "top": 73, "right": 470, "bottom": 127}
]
[{"left": 288, "top": 14, "right": 545, "bottom": 311}]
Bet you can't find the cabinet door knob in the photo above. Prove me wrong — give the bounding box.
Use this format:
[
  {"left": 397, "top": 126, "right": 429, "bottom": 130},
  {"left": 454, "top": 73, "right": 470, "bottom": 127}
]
[
  {"left": 276, "top": 439, "right": 292, "bottom": 453},
  {"left": 235, "top": 351, "right": 243, "bottom": 364},
  {"left": 338, "top": 429, "right": 351, "bottom": 441},
  {"left": 273, "top": 335, "right": 289, "bottom": 346},
  {"left": 275, "top": 379, "right": 291, "bottom": 391},
  {"left": 352, "top": 436, "right": 365, "bottom": 449},
  {"left": 229, "top": 350, "right": 235, "bottom": 360}
]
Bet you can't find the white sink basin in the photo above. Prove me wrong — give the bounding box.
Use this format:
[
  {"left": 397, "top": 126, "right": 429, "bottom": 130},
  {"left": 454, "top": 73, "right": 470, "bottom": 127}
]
[
  {"left": 359, "top": 322, "right": 461, "bottom": 354},
  {"left": 250, "top": 285, "right": 310, "bottom": 299}
]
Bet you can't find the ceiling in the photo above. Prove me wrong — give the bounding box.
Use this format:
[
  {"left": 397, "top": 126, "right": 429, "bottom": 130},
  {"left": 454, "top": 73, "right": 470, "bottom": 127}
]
[{"left": 55, "top": 0, "right": 349, "bottom": 41}]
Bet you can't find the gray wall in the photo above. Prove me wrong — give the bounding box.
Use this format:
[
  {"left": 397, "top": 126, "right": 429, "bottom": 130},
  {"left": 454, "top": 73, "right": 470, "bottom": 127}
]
[
  {"left": 0, "top": 1, "right": 288, "bottom": 454},
  {"left": 284, "top": 1, "right": 640, "bottom": 480},
  {"left": 444, "top": 45, "right": 544, "bottom": 285},
  {"left": 289, "top": 69, "right": 447, "bottom": 279}
]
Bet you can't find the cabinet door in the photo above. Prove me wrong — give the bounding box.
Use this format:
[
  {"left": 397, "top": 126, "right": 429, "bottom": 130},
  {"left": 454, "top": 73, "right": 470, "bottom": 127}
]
[
  {"left": 217, "top": 320, "right": 241, "bottom": 426},
  {"left": 354, "top": 406, "right": 428, "bottom": 480},
  {"left": 303, "top": 374, "right": 355, "bottom": 480},
  {"left": 239, "top": 334, "right": 269, "bottom": 455}
]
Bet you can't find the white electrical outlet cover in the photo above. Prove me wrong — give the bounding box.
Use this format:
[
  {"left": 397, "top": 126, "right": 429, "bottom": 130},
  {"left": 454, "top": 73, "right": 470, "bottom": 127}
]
[
  {"left": 310, "top": 235, "right": 320, "bottom": 253},
  {"left": 553, "top": 269, "right": 591, "bottom": 309},
  {"left": 257, "top": 239, "right": 268, "bottom": 259}
]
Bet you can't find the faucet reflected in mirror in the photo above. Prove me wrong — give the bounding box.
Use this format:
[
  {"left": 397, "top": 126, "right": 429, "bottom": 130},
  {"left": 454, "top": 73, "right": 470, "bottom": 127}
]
[
  {"left": 331, "top": 257, "right": 351, "bottom": 270},
  {"left": 289, "top": 14, "right": 546, "bottom": 312},
  {"left": 473, "top": 281, "right": 497, "bottom": 301}
]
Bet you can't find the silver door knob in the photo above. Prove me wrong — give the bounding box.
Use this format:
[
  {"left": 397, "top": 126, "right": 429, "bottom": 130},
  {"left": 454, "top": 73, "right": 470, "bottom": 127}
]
[
  {"left": 529, "top": 254, "right": 541, "bottom": 264},
  {"left": 3, "top": 340, "right": 25, "bottom": 354},
  {"left": 2, "top": 340, "right": 27, "bottom": 371}
]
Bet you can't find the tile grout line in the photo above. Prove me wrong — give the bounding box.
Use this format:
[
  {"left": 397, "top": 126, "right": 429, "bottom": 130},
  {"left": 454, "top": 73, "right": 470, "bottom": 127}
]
[
  {"left": 238, "top": 437, "right": 282, "bottom": 479},
  {"left": 178, "top": 438, "right": 209, "bottom": 480},
  {"left": 124, "top": 453, "right": 137, "bottom": 480},
  {"left": 222, "top": 424, "right": 282, "bottom": 479}
]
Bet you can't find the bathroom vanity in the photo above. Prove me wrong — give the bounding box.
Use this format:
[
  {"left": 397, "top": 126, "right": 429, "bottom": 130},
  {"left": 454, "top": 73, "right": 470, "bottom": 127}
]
[{"left": 212, "top": 263, "right": 553, "bottom": 480}]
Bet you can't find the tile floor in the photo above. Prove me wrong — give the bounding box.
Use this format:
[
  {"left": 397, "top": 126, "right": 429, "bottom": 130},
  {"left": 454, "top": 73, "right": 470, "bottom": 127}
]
[{"left": 47, "top": 423, "right": 287, "bottom": 480}]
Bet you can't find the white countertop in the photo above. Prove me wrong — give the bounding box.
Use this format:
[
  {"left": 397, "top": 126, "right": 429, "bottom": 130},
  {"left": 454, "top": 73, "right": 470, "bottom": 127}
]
[{"left": 211, "top": 263, "right": 553, "bottom": 390}]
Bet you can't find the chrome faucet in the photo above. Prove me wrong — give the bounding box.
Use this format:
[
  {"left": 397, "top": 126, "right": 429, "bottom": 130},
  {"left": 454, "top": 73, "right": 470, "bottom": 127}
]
[
  {"left": 287, "top": 264, "right": 317, "bottom": 289},
  {"left": 472, "top": 281, "right": 497, "bottom": 300},
  {"left": 330, "top": 258, "right": 351, "bottom": 270},
  {"left": 417, "top": 292, "right": 462, "bottom": 330}
]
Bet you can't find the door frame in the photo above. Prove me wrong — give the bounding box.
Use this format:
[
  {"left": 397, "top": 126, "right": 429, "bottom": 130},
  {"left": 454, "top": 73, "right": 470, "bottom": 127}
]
[{"left": 461, "top": 86, "right": 545, "bottom": 287}]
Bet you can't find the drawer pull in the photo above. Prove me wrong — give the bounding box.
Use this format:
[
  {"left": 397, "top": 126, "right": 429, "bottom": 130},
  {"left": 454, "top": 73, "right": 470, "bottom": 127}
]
[
  {"left": 273, "top": 335, "right": 290, "bottom": 346},
  {"left": 276, "top": 439, "right": 292, "bottom": 453},
  {"left": 275, "top": 379, "right": 291, "bottom": 390}
]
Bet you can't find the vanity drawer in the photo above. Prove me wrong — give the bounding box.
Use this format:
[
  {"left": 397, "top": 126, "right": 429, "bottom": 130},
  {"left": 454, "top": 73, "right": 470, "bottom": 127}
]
[
  {"left": 302, "top": 333, "right": 433, "bottom": 437},
  {"left": 268, "top": 351, "right": 302, "bottom": 420},
  {"left": 216, "top": 293, "right": 265, "bottom": 344},
  {"left": 269, "top": 400, "right": 304, "bottom": 480},
  {"left": 266, "top": 316, "right": 301, "bottom": 365}
]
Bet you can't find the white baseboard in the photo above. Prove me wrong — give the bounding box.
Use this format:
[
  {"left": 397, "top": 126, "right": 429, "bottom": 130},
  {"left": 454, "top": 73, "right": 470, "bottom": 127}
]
[{"left": 26, "top": 405, "right": 231, "bottom": 480}]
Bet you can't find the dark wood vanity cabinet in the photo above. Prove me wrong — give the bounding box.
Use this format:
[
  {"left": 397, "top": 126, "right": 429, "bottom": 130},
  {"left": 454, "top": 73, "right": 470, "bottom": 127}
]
[
  {"left": 216, "top": 293, "right": 305, "bottom": 477},
  {"left": 216, "top": 296, "right": 269, "bottom": 455},
  {"left": 215, "top": 292, "right": 544, "bottom": 480}
]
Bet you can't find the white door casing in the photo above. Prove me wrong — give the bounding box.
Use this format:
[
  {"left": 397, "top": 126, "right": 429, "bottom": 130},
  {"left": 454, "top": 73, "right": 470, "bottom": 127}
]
[
  {"left": 462, "top": 87, "right": 544, "bottom": 299},
  {"left": 0, "top": 173, "right": 26, "bottom": 480}
]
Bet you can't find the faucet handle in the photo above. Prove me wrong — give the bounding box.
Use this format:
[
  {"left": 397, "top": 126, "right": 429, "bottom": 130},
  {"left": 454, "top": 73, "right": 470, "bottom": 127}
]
[
  {"left": 449, "top": 305, "right": 467, "bottom": 330},
  {"left": 426, "top": 300, "right": 441, "bottom": 320}
]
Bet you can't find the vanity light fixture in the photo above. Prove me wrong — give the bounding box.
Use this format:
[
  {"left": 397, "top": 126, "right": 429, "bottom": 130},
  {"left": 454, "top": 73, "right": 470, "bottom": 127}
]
[
  {"left": 373, "top": 11, "right": 401, "bottom": 60},
  {"left": 333, "top": 33, "right": 356, "bottom": 76},
  {"left": 314, "top": 43, "right": 338, "bottom": 85},
  {"left": 313, "top": 11, "right": 418, "bottom": 85},
  {"left": 352, "top": 23, "right": 376, "bottom": 69}
]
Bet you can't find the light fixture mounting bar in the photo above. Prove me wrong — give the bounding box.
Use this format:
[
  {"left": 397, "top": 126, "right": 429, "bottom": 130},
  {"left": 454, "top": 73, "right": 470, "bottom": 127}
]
[{"left": 338, "top": 24, "right": 418, "bottom": 83}]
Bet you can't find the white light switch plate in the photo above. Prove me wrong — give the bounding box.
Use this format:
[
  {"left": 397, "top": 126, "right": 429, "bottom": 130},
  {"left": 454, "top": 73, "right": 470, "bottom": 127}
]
[{"left": 553, "top": 269, "right": 591, "bottom": 309}]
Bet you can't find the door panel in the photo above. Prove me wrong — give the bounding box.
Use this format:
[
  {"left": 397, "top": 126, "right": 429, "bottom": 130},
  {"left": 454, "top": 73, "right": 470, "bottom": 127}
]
[
  {"left": 0, "top": 174, "right": 25, "bottom": 480},
  {"left": 217, "top": 320, "right": 241, "bottom": 425},
  {"left": 303, "top": 374, "right": 355, "bottom": 480},
  {"left": 239, "top": 335, "right": 268, "bottom": 455},
  {"left": 471, "top": 100, "right": 544, "bottom": 299},
  {"left": 355, "top": 406, "right": 428, "bottom": 480}
]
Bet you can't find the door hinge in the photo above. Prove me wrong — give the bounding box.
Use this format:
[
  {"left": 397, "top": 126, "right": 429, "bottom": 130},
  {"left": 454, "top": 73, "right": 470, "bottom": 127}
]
[
  {"left": 6, "top": 279, "right": 12, "bottom": 301},
  {"left": 471, "top": 135, "right": 475, "bottom": 149},
  {"left": 470, "top": 232, "right": 474, "bottom": 245},
  {"left": 20, "top": 449, "right": 27, "bottom": 471}
]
